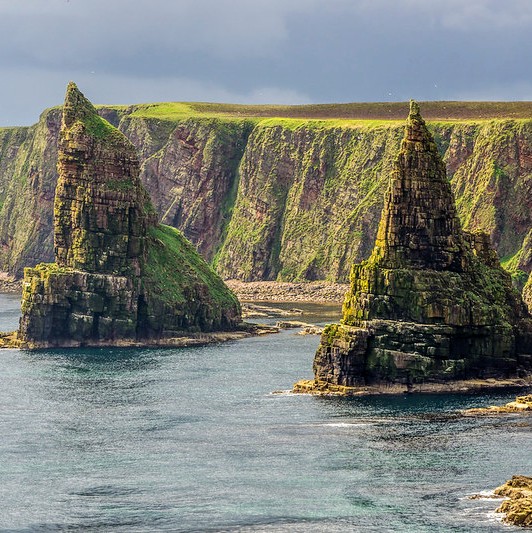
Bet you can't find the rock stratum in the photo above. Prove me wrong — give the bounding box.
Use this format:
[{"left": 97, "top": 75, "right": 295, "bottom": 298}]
[
  {"left": 294, "top": 102, "right": 532, "bottom": 394},
  {"left": 17, "top": 83, "right": 241, "bottom": 348},
  {"left": 0, "top": 102, "right": 531, "bottom": 304}
]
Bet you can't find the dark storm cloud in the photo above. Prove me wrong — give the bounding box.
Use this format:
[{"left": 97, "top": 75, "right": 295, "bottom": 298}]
[{"left": 1, "top": 0, "right": 531, "bottom": 125}]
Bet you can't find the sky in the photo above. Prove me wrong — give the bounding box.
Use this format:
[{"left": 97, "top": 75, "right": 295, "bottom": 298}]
[{"left": 1, "top": 0, "right": 531, "bottom": 126}]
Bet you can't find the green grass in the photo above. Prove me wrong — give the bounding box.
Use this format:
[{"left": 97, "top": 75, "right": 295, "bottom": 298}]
[
  {"left": 500, "top": 250, "right": 529, "bottom": 290},
  {"left": 83, "top": 112, "right": 119, "bottom": 139},
  {"left": 143, "top": 224, "right": 239, "bottom": 308},
  {"left": 119, "top": 100, "right": 532, "bottom": 124},
  {"left": 106, "top": 178, "right": 134, "bottom": 192}
]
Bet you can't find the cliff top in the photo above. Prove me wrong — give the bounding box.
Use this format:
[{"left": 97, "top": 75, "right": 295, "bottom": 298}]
[
  {"left": 122, "top": 100, "right": 532, "bottom": 123},
  {"left": 3, "top": 100, "right": 532, "bottom": 130}
]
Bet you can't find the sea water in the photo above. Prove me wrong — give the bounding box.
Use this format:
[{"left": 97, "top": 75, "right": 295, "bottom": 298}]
[{"left": 0, "top": 294, "right": 530, "bottom": 532}]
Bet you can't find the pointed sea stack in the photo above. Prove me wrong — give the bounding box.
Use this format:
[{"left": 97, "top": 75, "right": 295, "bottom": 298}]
[
  {"left": 295, "top": 101, "right": 532, "bottom": 394},
  {"left": 18, "top": 83, "right": 241, "bottom": 347}
]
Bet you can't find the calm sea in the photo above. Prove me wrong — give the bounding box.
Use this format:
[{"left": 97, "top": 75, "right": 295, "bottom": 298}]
[{"left": 0, "top": 294, "right": 530, "bottom": 532}]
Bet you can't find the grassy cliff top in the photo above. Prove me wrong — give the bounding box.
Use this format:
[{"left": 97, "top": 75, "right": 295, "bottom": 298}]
[
  {"left": 2, "top": 100, "right": 532, "bottom": 131},
  {"left": 120, "top": 100, "right": 532, "bottom": 123}
]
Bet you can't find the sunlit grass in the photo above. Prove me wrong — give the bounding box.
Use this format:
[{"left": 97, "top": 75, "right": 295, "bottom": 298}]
[{"left": 121, "top": 100, "right": 532, "bottom": 124}]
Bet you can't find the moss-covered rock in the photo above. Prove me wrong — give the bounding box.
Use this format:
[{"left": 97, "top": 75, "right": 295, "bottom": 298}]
[
  {"left": 18, "top": 83, "right": 240, "bottom": 348},
  {"left": 299, "top": 101, "right": 532, "bottom": 392},
  {"left": 523, "top": 273, "right": 532, "bottom": 315}
]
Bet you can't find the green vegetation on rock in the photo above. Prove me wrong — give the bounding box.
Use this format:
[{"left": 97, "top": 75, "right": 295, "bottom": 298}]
[
  {"left": 18, "top": 83, "right": 241, "bottom": 348},
  {"left": 144, "top": 224, "right": 239, "bottom": 310},
  {"left": 297, "top": 101, "right": 532, "bottom": 393}
]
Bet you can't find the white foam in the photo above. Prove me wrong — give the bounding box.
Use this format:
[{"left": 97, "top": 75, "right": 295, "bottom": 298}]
[
  {"left": 322, "top": 422, "right": 371, "bottom": 428},
  {"left": 486, "top": 510, "right": 506, "bottom": 524},
  {"left": 269, "top": 390, "right": 298, "bottom": 396},
  {"left": 462, "top": 489, "right": 503, "bottom": 501}
]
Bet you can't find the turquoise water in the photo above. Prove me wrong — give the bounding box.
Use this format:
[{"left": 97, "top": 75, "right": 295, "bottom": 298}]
[{"left": 0, "top": 294, "right": 530, "bottom": 532}]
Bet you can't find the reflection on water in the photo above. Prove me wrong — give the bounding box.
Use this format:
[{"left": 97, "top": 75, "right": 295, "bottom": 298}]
[
  {"left": 0, "top": 292, "right": 21, "bottom": 332},
  {"left": 0, "top": 293, "right": 530, "bottom": 532}
]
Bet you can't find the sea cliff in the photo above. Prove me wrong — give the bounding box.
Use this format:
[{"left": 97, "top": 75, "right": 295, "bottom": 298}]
[{"left": 0, "top": 102, "right": 531, "bottom": 292}]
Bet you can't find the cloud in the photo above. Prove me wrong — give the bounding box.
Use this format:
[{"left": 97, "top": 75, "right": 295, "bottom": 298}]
[
  {"left": 0, "top": 67, "right": 312, "bottom": 126},
  {"left": 0, "top": 0, "right": 325, "bottom": 68},
  {"left": 342, "top": 0, "right": 532, "bottom": 31},
  {"left": 0, "top": 0, "right": 531, "bottom": 125},
  {"left": 449, "top": 81, "right": 532, "bottom": 101},
  {"left": 436, "top": 0, "right": 532, "bottom": 30}
]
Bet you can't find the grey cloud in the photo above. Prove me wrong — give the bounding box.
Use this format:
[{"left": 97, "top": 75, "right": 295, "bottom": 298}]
[
  {"left": 0, "top": 67, "right": 312, "bottom": 126},
  {"left": 0, "top": 0, "right": 325, "bottom": 66},
  {"left": 0, "top": 0, "right": 531, "bottom": 126}
]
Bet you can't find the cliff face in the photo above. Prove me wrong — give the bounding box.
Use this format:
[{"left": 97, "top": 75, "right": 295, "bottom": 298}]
[
  {"left": 19, "top": 84, "right": 240, "bottom": 348},
  {"left": 0, "top": 110, "right": 60, "bottom": 275},
  {"left": 133, "top": 118, "right": 253, "bottom": 261},
  {"left": 218, "top": 118, "right": 532, "bottom": 283},
  {"left": 0, "top": 105, "right": 531, "bottom": 285},
  {"left": 215, "top": 123, "right": 403, "bottom": 280}
]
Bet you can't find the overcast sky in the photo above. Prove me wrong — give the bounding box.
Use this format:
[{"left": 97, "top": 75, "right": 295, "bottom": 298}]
[{"left": 1, "top": 0, "right": 531, "bottom": 125}]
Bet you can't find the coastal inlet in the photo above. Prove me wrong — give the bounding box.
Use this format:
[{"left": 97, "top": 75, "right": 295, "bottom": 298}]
[{"left": 0, "top": 292, "right": 530, "bottom": 532}]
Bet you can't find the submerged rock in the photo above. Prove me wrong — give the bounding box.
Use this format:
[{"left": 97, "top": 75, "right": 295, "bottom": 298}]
[
  {"left": 494, "top": 475, "right": 532, "bottom": 527},
  {"left": 18, "top": 83, "right": 241, "bottom": 348},
  {"left": 295, "top": 101, "right": 532, "bottom": 394}
]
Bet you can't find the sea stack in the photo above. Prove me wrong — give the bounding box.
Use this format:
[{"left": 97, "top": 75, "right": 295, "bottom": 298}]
[
  {"left": 18, "top": 82, "right": 241, "bottom": 347},
  {"left": 295, "top": 101, "right": 532, "bottom": 394}
]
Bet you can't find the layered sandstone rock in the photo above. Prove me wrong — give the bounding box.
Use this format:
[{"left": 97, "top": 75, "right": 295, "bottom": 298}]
[
  {"left": 18, "top": 83, "right": 241, "bottom": 348},
  {"left": 1, "top": 103, "right": 532, "bottom": 288},
  {"left": 463, "top": 394, "right": 532, "bottom": 415},
  {"left": 494, "top": 476, "right": 532, "bottom": 527},
  {"left": 523, "top": 274, "right": 532, "bottom": 315},
  {"left": 295, "top": 101, "right": 532, "bottom": 394}
]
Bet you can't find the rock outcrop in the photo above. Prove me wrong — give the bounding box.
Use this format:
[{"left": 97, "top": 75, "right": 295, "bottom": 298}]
[
  {"left": 294, "top": 102, "right": 532, "bottom": 394},
  {"left": 18, "top": 83, "right": 241, "bottom": 348},
  {"left": 494, "top": 475, "right": 532, "bottom": 527},
  {"left": 463, "top": 394, "right": 532, "bottom": 415}
]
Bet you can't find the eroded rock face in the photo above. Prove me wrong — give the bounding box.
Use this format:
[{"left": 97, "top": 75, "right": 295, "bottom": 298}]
[
  {"left": 494, "top": 476, "right": 532, "bottom": 527},
  {"left": 1, "top": 104, "right": 532, "bottom": 287},
  {"left": 371, "top": 101, "right": 468, "bottom": 272},
  {"left": 297, "top": 102, "right": 532, "bottom": 392},
  {"left": 523, "top": 274, "right": 532, "bottom": 315},
  {"left": 18, "top": 83, "right": 241, "bottom": 348},
  {"left": 55, "top": 85, "right": 156, "bottom": 275}
]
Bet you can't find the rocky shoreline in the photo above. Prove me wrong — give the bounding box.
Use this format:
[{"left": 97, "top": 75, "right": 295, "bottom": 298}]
[
  {"left": 462, "top": 394, "right": 532, "bottom": 415},
  {"left": 0, "top": 322, "right": 279, "bottom": 350},
  {"left": 494, "top": 476, "right": 532, "bottom": 527},
  {"left": 0, "top": 278, "right": 22, "bottom": 294},
  {"left": 1, "top": 279, "right": 350, "bottom": 303},
  {"left": 293, "top": 377, "right": 532, "bottom": 396},
  {"left": 225, "top": 280, "right": 348, "bottom": 303}
]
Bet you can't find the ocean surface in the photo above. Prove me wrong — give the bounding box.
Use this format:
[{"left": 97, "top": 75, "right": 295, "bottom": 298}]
[{"left": 0, "top": 293, "right": 530, "bottom": 532}]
